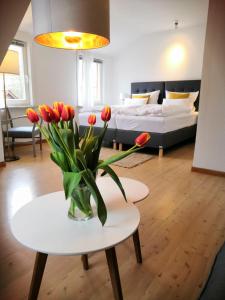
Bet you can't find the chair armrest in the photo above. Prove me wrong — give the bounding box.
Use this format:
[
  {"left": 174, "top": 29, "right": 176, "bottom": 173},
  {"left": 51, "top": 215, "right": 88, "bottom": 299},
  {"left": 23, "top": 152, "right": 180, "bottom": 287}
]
[{"left": 7, "top": 115, "right": 27, "bottom": 121}]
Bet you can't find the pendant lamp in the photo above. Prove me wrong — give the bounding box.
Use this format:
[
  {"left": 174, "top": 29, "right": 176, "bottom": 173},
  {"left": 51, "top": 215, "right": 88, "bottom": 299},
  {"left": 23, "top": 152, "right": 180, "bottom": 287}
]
[{"left": 31, "top": 0, "right": 110, "bottom": 50}]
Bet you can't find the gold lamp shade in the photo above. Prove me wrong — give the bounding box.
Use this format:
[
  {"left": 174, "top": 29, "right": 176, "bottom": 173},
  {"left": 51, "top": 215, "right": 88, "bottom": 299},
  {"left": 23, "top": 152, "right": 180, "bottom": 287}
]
[{"left": 31, "top": 0, "right": 110, "bottom": 50}]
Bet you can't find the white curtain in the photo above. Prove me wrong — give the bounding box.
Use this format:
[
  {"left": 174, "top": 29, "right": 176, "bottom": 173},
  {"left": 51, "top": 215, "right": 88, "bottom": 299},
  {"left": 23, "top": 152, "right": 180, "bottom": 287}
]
[{"left": 76, "top": 51, "right": 94, "bottom": 108}]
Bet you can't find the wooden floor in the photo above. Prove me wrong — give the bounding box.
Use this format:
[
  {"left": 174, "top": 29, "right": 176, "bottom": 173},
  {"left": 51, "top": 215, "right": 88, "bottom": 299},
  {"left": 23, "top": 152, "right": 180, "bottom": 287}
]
[{"left": 0, "top": 143, "right": 225, "bottom": 300}]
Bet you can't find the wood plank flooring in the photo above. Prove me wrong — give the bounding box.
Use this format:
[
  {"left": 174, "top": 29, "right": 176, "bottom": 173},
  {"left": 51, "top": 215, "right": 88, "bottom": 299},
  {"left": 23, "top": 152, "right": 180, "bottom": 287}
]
[{"left": 0, "top": 143, "right": 225, "bottom": 300}]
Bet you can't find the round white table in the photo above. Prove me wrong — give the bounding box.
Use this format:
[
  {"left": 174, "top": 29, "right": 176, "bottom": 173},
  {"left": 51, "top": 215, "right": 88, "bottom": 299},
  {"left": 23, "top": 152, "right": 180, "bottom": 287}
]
[
  {"left": 11, "top": 188, "right": 141, "bottom": 300},
  {"left": 96, "top": 176, "right": 150, "bottom": 204}
]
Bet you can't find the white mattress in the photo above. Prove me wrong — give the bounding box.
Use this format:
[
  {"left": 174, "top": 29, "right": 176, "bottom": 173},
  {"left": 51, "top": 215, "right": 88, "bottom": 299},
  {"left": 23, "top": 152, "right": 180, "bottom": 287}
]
[
  {"left": 79, "top": 111, "right": 198, "bottom": 133},
  {"left": 115, "top": 112, "right": 198, "bottom": 133},
  {"left": 78, "top": 112, "right": 117, "bottom": 128}
]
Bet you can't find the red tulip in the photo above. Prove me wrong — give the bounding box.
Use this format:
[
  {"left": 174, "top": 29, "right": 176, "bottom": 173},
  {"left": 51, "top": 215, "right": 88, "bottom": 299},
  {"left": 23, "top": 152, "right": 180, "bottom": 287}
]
[
  {"left": 61, "top": 105, "right": 75, "bottom": 121},
  {"left": 53, "top": 102, "right": 64, "bottom": 116},
  {"left": 101, "top": 106, "right": 111, "bottom": 122},
  {"left": 135, "top": 132, "right": 150, "bottom": 147},
  {"left": 68, "top": 105, "right": 75, "bottom": 119},
  {"left": 88, "top": 114, "right": 96, "bottom": 125},
  {"left": 26, "top": 108, "right": 39, "bottom": 123},
  {"left": 52, "top": 109, "right": 60, "bottom": 123},
  {"left": 39, "top": 105, "right": 55, "bottom": 122}
]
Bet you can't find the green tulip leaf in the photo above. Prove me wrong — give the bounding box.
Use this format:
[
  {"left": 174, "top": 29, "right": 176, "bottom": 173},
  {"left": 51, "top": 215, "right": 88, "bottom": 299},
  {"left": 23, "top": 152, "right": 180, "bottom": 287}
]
[
  {"left": 50, "top": 151, "right": 70, "bottom": 171},
  {"left": 59, "top": 128, "right": 75, "bottom": 156},
  {"left": 75, "top": 149, "right": 87, "bottom": 169},
  {"left": 74, "top": 121, "right": 80, "bottom": 149},
  {"left": 97, "top": 148, "right": 139, "bottom": 169},
  {"left": 81, "top": 169, "right": 107, "bottom": 226},
  {"left": 98, "top": 165, "right": 127, "bottom": 201},
  {"left": 63, "top": 171, "right": 82, "bottom": 200}
]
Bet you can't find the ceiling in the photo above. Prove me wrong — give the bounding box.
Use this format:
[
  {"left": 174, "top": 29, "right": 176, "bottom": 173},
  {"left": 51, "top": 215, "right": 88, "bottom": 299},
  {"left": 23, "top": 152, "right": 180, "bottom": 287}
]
[{"left": 19, "top": 0, "right": 209, "bottom": 56}]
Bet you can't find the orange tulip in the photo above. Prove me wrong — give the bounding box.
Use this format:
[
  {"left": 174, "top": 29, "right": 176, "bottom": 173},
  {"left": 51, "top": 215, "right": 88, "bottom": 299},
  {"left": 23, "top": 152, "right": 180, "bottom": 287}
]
[
  {"left": 53, "top": 102, "right": 64, "bottom": 116},
  {"left": 61, "top": 105, "right": 75, "bottom": 121},
  {"left": 26, "top": 108, "right": 39, "bottom": 123},
  {"left": 135, "top": 132, "right": 150, "bottom": 147},
  {"left": 52, "top": 109, "right": 60, "bottom": 123},
  {"left": 39, "top": 105, "right": 55, "bottom": 122},
  {"left": 101, "top": 106, "right": 111, "bottom": 122},
  {"left": 88, "top": 114, "right": 96, "bottom": 125},
  {"left": 68, "top": 105, "right": 75, "bottom": 119}
]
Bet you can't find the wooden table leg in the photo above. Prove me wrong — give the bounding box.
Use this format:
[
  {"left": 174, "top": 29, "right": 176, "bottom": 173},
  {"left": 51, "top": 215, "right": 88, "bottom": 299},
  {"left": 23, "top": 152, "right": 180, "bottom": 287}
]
[
  {"left": 28, "top": 252, "right": 48, "bottom": 300},
  {"left": 81, "top": 254, "right": 89, "bottom": 270},
  {"left": 132, "top": 229, "right": 142, "bottom": 264},
  {"left": 105, "top": 247, "right": 123, "bottom": 300}
]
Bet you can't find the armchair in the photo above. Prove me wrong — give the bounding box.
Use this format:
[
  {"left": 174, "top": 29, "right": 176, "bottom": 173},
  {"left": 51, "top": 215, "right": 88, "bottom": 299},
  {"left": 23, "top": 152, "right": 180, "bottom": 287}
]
[{"left": 0, "top": 107, "right": 42, "bottom": 160}]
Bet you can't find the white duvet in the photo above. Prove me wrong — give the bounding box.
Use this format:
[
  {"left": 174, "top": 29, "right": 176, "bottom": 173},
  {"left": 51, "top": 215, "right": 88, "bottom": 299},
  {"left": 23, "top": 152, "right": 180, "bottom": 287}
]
[{"left": 80, "top": 104, "right": 194, "bottom": 117}]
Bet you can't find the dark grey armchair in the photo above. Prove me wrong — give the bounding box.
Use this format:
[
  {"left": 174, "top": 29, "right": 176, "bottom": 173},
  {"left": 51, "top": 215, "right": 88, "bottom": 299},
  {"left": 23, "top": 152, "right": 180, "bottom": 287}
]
[{"left": 0, "top": 107, "right": 42, "bottom": 158}]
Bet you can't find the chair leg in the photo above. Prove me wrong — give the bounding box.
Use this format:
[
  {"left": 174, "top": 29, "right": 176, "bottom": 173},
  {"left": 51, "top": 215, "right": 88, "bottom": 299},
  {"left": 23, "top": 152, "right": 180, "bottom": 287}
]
[
  {"left": 11, "top": 137, "right": 15, "bottom": 153},
  {"left": 32, "top": 136, "right": 36, "bottom": 157},
  {"left": 39, "top": 133, "right": 42, "bottom": 151}
]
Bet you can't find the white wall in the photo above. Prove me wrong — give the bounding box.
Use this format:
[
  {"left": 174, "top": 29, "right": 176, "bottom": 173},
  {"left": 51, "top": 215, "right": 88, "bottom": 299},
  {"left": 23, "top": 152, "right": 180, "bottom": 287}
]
[
  {"left": 193, "top": 0, "right": 225, "bottom": 173},
  {"left": 32, "top": 44, "right": 77, "bottom": 107},
  {"left": 16, "top": 31, "right": 77, "bottom": 107},
  {"left": 111, "top": 25, "right": 206, "bottom": 103}
]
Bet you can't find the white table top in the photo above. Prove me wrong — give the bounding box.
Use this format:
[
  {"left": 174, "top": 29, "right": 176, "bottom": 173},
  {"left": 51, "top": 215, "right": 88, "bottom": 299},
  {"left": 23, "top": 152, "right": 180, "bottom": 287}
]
[
  {"left": 96, "top": 177, "right": 149, "bottom": 203},
  {"left": 11, "top": 190, "right": 140, "bottom": 256}
]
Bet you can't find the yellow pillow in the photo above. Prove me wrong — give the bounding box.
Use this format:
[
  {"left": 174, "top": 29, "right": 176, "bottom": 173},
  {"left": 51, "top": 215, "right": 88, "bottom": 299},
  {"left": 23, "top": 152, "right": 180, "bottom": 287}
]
[
  {"left": 132, "top": 95, "right": 150, "bottom": 102},
  {"left": 167, "top": 92, "right": 190, "bottom": 99}
]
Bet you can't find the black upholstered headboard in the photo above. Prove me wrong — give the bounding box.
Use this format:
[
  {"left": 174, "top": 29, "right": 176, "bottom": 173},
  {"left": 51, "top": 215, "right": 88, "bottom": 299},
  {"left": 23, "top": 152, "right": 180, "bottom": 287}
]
[
  {"left": 131, "top": 80, "right": 201, "bottom": 110},
  {"left": 165, "top": 80, "right": 201, "bottom": 111},
  {"left": 131, "top": 81, "right": 165, "bottom": 104}
]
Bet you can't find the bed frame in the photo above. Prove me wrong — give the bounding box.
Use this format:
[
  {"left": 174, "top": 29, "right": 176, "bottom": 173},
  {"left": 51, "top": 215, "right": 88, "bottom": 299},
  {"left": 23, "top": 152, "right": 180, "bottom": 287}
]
[{"left": 79, "top": 80, "right": 201, "bottom": 157}]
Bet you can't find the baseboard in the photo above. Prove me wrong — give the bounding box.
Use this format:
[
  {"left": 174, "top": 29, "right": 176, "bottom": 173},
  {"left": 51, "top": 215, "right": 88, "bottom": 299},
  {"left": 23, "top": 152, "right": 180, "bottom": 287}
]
[
  {"left": 0, "top": 161, "right": 6, "bottom": 167},
  {"left": 192, "top": 166, "right": 225, "bottom": 177}
]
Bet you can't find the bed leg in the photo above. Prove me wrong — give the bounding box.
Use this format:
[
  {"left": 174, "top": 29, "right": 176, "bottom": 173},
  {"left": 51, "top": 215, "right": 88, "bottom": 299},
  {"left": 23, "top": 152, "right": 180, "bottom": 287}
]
[
  {"left": 119, "top": 143, "right": 123, "bottom": 151},
  {"left": 113, "top": 140, "right": 117, "bottom": 150},
  {"left": 159, "top": 146, "right": 163, "bottom": 158}
]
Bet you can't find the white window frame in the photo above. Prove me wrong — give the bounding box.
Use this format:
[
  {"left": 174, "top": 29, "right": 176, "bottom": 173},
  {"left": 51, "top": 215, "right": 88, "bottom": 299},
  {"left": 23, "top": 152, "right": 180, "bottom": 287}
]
[
  {"left": 0, "top": 39, "right": 31, "bottom": 107},
  {"left": 77, "top": 55, "right": 85, "bottom": 107},
  {"left": 77, "top": 54, "right": 104, "bottom": 107},
  {"left": 92, "top": 58, "right": 103, "bottom": 106}
]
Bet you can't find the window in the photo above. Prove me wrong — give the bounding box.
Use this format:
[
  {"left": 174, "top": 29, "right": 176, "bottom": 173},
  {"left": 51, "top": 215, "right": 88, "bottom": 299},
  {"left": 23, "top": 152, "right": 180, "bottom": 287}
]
[
  {"left": 77, "top": 55, "right": 103, "bottom": 107},
  {"left": 91, "top": 59, "right": 103, "bottom": 106},
  {"left": 77, "top": 55, "right": 85, "bottom": 107},
  {"left": 0, "top": 40, "right": 30, "bottom": 107}
]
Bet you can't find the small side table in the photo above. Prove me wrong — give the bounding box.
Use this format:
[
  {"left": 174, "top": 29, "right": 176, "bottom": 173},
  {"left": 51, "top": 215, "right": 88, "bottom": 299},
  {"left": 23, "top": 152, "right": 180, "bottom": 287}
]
[
  {"left": 11, "top": 191, "right": 141, "bottom": 300},
  {"left": 96, "top": 176, "right": 150, "bottom": 204}
]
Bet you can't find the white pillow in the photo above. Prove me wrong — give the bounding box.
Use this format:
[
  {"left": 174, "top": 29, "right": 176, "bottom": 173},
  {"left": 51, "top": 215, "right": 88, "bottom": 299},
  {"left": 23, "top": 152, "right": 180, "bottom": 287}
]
[
  {"left": 165, "top": 90, "right": 199, "bottom": 105},
  {"left": 132, "top": 90, "right": 160, "bottom": 104},
  {"left": 163, "top": 98, "right": 193, "bottom": 108},
  {"left": 124, "top": 97, "right": 148, "bottom": 106},
  {"left": 149, "top": 90, "right": 160, "bottom": 104}
]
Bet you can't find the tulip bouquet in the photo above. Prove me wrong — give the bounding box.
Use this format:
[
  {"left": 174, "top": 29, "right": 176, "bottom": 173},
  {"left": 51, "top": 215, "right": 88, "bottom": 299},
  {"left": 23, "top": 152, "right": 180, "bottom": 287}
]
[{"left": 26, "top": 103, "right": 150, "bottom": 225}]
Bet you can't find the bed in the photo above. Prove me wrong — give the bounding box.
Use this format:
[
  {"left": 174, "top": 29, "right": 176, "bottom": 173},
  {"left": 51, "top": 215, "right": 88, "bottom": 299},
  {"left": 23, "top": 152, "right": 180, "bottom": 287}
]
[{"left": 79, "top": 80, "right": 201, "bottom": 156}]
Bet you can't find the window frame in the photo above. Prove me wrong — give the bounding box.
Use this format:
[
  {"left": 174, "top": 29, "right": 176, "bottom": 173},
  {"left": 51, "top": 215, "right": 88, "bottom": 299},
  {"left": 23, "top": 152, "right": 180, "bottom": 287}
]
[
  {"left": 92, "top": 58, "right": 103, "bottom": 106},
  {"left": 77, "top": 55, "right": 104, "bottom": 107},
  {"left": 0, "top": 39, "right": 31, "bottom": 108}
]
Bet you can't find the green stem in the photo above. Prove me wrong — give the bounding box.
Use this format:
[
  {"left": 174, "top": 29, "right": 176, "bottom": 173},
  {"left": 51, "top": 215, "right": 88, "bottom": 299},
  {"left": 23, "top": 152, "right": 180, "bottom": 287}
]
[
  {"left": 51, "top": 123, "right": 75, "bottom": 165},
  {"left": 86, "top": 125, "right": 93, "bottom": 141}
]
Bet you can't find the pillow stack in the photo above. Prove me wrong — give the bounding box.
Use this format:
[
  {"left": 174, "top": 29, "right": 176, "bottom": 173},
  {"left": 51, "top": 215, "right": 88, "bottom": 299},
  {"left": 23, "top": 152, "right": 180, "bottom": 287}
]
[
  {"left": 131, "top": 90, "right": 160, "bottom": 104},
  {"left": 163, "top": 90, "right": 199, "bottom": 108}
]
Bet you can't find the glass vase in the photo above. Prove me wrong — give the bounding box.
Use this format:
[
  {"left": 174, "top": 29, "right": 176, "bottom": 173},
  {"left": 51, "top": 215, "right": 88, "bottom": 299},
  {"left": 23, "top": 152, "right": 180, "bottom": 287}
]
[{"left": 68, "top": 185, "right": 94, "bottom": 221}]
